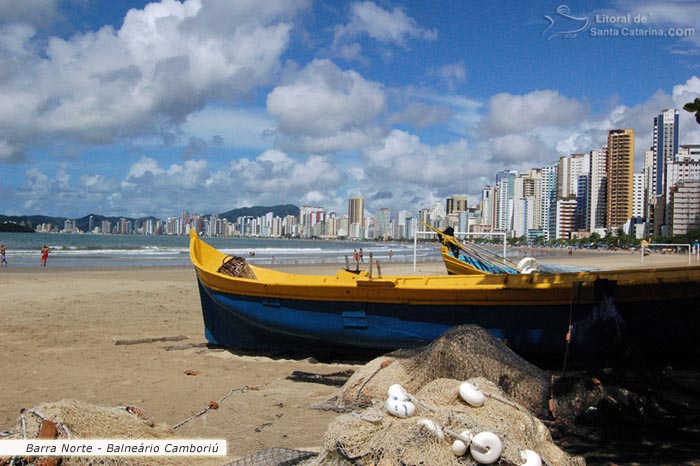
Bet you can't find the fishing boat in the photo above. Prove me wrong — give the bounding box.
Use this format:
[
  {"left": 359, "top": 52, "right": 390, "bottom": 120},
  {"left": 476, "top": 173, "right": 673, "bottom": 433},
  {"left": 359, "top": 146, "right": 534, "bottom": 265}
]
[
  {"left": 189, "top": 230, "right": 700, "bottom": 367},
  {"left": 421, "top": 222, "right": 552, "bottom": 275}
]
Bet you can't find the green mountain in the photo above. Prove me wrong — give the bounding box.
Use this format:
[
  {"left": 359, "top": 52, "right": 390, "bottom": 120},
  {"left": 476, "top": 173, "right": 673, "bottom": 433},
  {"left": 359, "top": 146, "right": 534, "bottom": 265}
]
[
  {"left": 0, "top": 221, "right": 34, "bottom": 233},
  {"left": 0, "top": 205, "right": 300, "bottom": 232},
  {"left": 0, "top": 215, "right": 65, "bottom": 230}
]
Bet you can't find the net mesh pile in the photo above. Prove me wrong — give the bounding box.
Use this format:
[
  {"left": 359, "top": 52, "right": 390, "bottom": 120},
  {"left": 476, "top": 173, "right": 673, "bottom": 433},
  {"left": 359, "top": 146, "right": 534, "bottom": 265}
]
[
  {"left": 306, "top": 377, "right": 585, "bottom": 466},
  {"left": 316, "top": 325, "right": 551, "bottom": 418},
  {"left": 2, "top": 399, "right": 204, "bottom": 466}
]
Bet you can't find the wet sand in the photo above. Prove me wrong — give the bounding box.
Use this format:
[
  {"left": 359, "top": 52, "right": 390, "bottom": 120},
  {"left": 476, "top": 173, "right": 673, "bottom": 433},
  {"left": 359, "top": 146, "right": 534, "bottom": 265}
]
[{"left": 1, "top": 250, "right": 698, "bottom": 464}]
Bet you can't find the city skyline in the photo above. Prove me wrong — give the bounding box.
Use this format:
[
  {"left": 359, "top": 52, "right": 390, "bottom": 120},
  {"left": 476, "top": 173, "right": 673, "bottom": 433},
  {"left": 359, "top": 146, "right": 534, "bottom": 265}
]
[
  {"left": 4, "top": 104, "right": 700, "bottom": 233},
  {"left": 1, "top": 1, "right": 699, "bottom": 220}
]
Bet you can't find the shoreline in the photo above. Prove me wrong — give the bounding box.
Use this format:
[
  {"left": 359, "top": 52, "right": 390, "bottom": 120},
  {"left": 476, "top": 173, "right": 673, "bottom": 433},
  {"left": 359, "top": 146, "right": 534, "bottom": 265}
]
[{"left": 1, "top": 246, "right": 694, "bottom": 275}]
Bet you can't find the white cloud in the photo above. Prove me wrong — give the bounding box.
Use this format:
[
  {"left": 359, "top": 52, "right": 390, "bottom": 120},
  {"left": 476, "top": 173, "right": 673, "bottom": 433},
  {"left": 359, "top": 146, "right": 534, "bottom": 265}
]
[
  {"left": 0, "top": 0, "right": 60, "bottom": 28},
  {"left": 126, "top": 157, "right": 165, "bottom": 179},
  {"left": 480, "top": 90, "right": 589, "bottom": 135},
  {"left": 387, "top": 102, "right": 452, "bottom": 129},
  {"left": 266, "top": 59, "right": 386, "bottom": 152},
  {"left": 183, "top": 106, "right": 275, "bottom": 150},
  {"left": 613, "top": 1, "right": 700, "bottom": 42},
  {"left": 429, "top": 61, "right": 467, "bottom": 90},
  {"left": 490, "top": 134, "right": 555, "bottom": 164},
  {"left": 672, "top": 76, "right": 700, "bottom": 143},
  {"left": 361, "top": 130, "right": 486, "bottom": 195},
  {"left": 0, "top": 0, "right": 308, "bottom": 160},
  {"left": 337, "top": 1, "right": 437, "bottom": 46}
]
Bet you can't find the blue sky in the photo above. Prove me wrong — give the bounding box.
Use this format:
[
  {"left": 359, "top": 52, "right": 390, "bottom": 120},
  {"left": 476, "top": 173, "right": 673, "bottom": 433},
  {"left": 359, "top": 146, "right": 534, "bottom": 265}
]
[{"left": 1, "top": 0, "right": 699, "bottom": 219}]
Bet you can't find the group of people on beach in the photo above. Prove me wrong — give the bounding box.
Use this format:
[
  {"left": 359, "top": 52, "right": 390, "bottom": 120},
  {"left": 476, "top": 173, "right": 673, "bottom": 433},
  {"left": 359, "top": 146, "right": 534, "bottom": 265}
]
[
  {"left": 351, "top": 248, "right": 394, "bottom": 265},
  {"left": 352, "top": 248, "right": 364, "bottom": 264},
  {"left": 0, "top": 244, "right": 50, "bottom": 268}
]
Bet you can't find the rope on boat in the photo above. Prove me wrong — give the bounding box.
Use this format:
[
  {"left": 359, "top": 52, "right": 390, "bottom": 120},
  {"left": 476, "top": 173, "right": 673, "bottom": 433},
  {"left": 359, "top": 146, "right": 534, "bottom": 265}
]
[{"left": 562, "top": 281, "right": 583, "bottom": 376}]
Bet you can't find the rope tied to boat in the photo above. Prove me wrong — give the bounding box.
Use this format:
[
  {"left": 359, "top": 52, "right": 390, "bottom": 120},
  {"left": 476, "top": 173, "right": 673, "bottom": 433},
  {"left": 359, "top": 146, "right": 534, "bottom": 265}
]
[{"left": 561, "top": 281, "right": 583, "bottom": 376}]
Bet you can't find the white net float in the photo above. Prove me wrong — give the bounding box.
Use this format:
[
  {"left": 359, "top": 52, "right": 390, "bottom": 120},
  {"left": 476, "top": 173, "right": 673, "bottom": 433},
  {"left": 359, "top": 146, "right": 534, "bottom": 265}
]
[
  {"left": 451, "top": 438, "right": 467, "bottom": 456},
  {"left": 520, "top": 449, "right": 542, "bottom": 466},
  {"left": 387, "top": 383, "right": 409, "bottom": 401},
  {"left": 470, "top": 431, "right": 502, "bottom": 464},
  {"left": 459, "top": 381, "right": 486, "bottom": 407},
  {"left": 384, "top": 398, "right": 415, "bottom": 418}
]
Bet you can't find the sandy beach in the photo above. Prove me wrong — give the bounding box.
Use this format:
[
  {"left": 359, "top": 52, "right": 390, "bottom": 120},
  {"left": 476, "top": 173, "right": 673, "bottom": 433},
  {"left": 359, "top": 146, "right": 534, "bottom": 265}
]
[{"left": 1, "top": 249, "right": 698, "bottom": 464}]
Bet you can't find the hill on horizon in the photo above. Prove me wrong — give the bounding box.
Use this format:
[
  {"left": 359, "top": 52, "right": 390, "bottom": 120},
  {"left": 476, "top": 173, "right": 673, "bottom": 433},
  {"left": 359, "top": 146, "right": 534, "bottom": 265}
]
[{"left": 0, "top": 204, "right": 300, "bottom": 231}]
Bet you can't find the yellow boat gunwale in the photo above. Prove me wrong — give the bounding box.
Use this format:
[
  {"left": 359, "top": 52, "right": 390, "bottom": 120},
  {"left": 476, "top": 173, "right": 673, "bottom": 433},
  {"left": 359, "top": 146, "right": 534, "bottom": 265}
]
[{"left": 189, "top": 230, "right": 700, "bottom": 306}]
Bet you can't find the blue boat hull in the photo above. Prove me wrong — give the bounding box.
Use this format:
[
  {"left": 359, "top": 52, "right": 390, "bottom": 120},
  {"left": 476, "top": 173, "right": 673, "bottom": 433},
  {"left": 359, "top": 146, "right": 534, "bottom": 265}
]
[{"left": 195, "top": 279, "right": 699, "bottom": 366}]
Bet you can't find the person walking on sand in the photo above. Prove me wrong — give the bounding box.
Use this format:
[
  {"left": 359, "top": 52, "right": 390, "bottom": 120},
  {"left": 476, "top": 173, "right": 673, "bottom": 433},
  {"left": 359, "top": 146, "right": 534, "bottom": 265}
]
[
  {"left": 359, "top": 248, "right": 364, "bottom": 262},
  {"left": 41, "top": 245, "right": 50, "bottom": 267},
  {"left": 0, "top": 244, "right": 7, "bottom": 267}
]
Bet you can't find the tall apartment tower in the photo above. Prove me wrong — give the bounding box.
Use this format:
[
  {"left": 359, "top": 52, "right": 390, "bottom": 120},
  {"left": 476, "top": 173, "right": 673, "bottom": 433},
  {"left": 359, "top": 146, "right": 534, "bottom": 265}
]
[
  {"left": 480, "top": 186, "right": 497, "bottom": 228},
  {"left": 652, "top": 109, "right": 680, "bottom": 197},
  {"left": 348, "top": 197, "right": 364, "bottom": 228},
  {"left": 589, "top": 148, "right": 607, "bottom": 232},
  {"left": 446, "top": 195, "right": 468, "bottom": 215},
  {"left": 374, "top": 207, "right": 391, "bottom": 239},
  {"left": 496, "top": 170, "right": 517, "bottom": 232},
  {"left": 606, "top": 129, "right": 635, "bottom": 229},
  {"left": 541, "top": 164, "right": 558, "bottom": 241},
  {"left": 633, "top": 173, "right": 645, "bottom": 219},
  {"left": 650, "top": 109, "right": 679, "bottom": 235}
]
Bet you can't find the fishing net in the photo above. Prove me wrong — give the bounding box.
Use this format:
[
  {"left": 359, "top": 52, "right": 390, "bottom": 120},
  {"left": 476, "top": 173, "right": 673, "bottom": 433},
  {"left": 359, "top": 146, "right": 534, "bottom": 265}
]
[
  {"left": 217, "top": 256, "right": 257, "bottom": 280},
  {"left": 315, "top": 325, "right": 551, "bottom": 418},
  {"left": 1, "top": 399, "right": 206, "bottom": 466},
  {"left": 304, "top": 325, "right": 584, "bottom": 464},
  {"left": 305, "top": 377, "right": 584, "bottom": 466}
]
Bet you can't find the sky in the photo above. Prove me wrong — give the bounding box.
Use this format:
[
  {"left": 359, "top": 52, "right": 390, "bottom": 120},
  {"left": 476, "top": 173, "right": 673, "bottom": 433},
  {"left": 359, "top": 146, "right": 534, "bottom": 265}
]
[{"left": 1, "top": 0, "right": 700, "bottom": 220}]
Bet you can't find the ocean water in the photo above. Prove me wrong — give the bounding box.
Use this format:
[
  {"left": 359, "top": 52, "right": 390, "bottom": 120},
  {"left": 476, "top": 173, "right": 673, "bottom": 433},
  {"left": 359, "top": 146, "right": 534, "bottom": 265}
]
[{"left": 0, "top": 232, "right": 437, "bottom": 268}]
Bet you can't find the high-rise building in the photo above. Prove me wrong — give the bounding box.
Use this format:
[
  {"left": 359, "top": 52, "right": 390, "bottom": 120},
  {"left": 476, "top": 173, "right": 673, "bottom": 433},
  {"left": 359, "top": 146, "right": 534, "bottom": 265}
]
[
  {"left": 589, "top": 148, "right": 607, "bottom": 232},
  {"left": 652, "top": 109, "right": 680, "bottom": 197},
  {"left": 480, "top": 186, "right": 496, "bottom": 229},
  {"left": 394, "top": 210, "right": 411, "bottom": 239},
  {"left": 496, "top": 170, "right": 517, "bottom": 232},
  {"left": 650, "top": 109, "right": 680, "bottom": 234},
  {"left": 633, "top": 173, "right": 645, "bottom": 219},
  {"left": 513, "top": 169, "right": 541, "bottom": 238},
  {"left": 606, "top": 129, "right": 635, "bottom": 229},
  {"left": 446, "top": 195, "right": 468, "bottom": 215},
  {"left": 557, "top": 153, "right": 588, "bottom": 198},
  {"left": 669, "top": 181, "right": 700, "bottom": 235},
  {"left": 348, "top": 197, "right": 364, "bottom": 229},
  {"left": 556, "top": 198, "right": 578, "bottom": 240},
  {"left": 677, "top": 144, "right": 700, "bottom": 161},
  {"left": 298, "top": 206, "right": 324, "bottom": 238},
  {"left": 374, "top": 208, "right": 391, "bottom": 239},
  {"left": 541, "top": 164, "right": 558, "bottom": 241}
]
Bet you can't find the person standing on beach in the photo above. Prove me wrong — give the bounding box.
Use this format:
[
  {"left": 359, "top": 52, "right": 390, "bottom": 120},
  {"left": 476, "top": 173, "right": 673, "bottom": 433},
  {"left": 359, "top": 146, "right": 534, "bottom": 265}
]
[
  {"left": 359, "top": 248, "right": 364, "bottom": 262},
  {"left": 41, "top": 245, "right": 50, "bottom": 267},
  {"left": 1, "top": 244, "right": 7, "bottom": 267}
]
